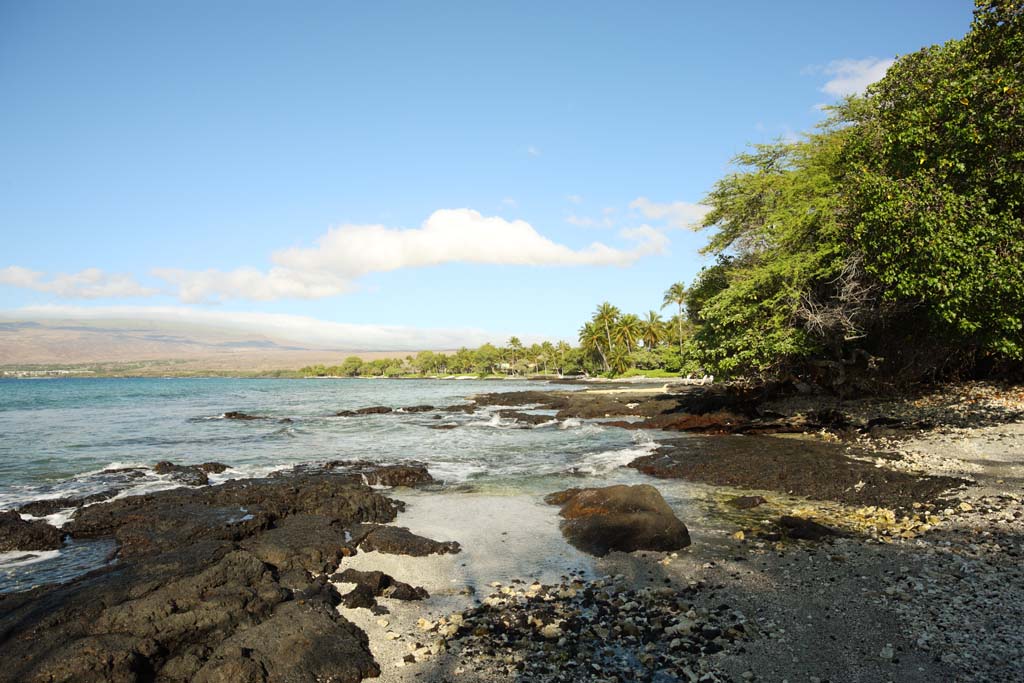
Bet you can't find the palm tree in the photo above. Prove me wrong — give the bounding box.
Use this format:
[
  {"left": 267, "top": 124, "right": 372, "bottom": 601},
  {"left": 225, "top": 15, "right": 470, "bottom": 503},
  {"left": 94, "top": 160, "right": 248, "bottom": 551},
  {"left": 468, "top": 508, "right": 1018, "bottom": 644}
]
[
  {"left": 539, "top": 341, "right": 554, "bottom": 374},
  {"left": 555, "top": 341, "right": 572, "bottom": 375},
  {"left": 607, "top": 345, "right": 630, "bottom": 376},
  {"left": 661, "top": 283, "right": 688, "bottom": 356},
  {"left": 641, "top": 310, "right": 664, "bottom": 349},
  {"left": 578, "top": 321, "right": 607, "bottom": 372},
  {"left": 506, "top": 336, "right": 523, "bottom": 372},
  {"left": 615, "top": 313, "right": 642, "bottom": 353},
  {"left": 593, "top": 302, "right": 620, "bottom": 356}
]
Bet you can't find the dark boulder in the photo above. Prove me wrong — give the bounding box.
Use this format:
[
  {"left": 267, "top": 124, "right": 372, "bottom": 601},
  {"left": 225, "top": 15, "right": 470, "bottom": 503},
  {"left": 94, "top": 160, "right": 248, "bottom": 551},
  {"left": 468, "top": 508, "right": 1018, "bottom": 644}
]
[
  {"left": 355, "top": 524, "right": 461, "bottom": 556},
  {"left": 332, "top": 568, "right": 428, "bottom": 610},
  {"left": 152, "top": 461, "right": 230, "bottom": 486},
  {"left": 222, "top": 411, "right": 264, "bottom": 420},
  {"left": 545, "top": 484, "right": 691, "bottom": 557},
  {"left": 0, "top": 510, "right": 63, "bottom": 551}
]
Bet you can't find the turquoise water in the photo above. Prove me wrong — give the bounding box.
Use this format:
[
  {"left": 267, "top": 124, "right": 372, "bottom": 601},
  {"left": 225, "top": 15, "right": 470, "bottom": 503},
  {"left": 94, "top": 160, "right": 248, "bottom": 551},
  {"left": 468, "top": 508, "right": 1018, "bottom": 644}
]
[{"left": 0, "top": 377, "right": 658, "bottom": 510}]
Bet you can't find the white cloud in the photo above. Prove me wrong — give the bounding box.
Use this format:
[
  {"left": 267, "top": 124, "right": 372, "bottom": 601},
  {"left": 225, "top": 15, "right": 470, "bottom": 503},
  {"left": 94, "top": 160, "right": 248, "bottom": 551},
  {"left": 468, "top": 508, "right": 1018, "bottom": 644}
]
[
  {"left": 500, "top": 197, "right": 518, "bottom": 208},
  {"left": 817, "top": 57, "right": 895, "bottom": 97},
  {"left": 629, "top": 197, "right": 710, "bottom": 229},
  {"left": 566, "top": 194, "right": 583, "bottom": 204},
  {"left": 152, "top": 209, "right": 667, "bottom": 303},
  {"left": 151, "top": 267, "right": 352, "bottom": 304},
  {"left": 527, "top": 145, "right": 541, "bottom": 157},
  {"left": 4, "top": 305, "right": 544, "bottom": 350},
  {"left": 0, "top": 266, "right": 158, "bottom": 299}
]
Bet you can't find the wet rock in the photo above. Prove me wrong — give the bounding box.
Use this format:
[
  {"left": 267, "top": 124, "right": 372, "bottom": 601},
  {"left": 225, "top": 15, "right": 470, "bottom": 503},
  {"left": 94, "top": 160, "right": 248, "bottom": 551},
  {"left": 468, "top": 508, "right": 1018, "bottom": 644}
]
[
  {"left": 0, "top": 510, "right": 64, "bottom": 551},
  {"left": 629, "top": 436, "right": 964, "bottom": 509},
  {"left": 727, "top": 495, "right": 767, "bottom": 510},
  {"left": 428, "top": 424, "right": 459, "bottom": 430},
  {"left": 324, "top": 460, "right": 434, "bottom": 488},
  {"left": 153, "top": 461, "right": 229, "bottom": 486},
  {"left": 497, "top": 410, "right": 556, "bottom": 426},
  {"left": 335, "top": 406, "right": 394, "bottom": 417},
  {"left": 222, "top": 411, "right": 264, "bottom": 420},
  {"left": 779, "top": 515, "right": 839, "bottom": 541},
  {"left": 67, "top": 472, "right": 401, "bottom": 546},
  {"left": 400, "top": 405, "right": 435, "bottom": 413},
  {"left": 0, "top": 472, "right": 396, "bottom": 682},
  {"left": 442, "top": 403, "right": 478, "bottom": 414},
  {"left": 17, "top": 490, "right": 119, "bottom": 517},
  {"left": 355, "top": 524, "right": 461, "bottom": 556},
  {"left": 545, "top": 484, "right": 691, "bottom": 557}
]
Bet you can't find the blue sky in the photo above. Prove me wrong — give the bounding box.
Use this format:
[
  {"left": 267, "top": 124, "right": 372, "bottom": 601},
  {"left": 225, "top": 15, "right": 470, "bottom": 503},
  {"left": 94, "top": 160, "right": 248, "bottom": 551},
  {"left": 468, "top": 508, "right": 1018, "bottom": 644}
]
[{"left": 0, "top": 1, "right": 974, "bottom": 348}]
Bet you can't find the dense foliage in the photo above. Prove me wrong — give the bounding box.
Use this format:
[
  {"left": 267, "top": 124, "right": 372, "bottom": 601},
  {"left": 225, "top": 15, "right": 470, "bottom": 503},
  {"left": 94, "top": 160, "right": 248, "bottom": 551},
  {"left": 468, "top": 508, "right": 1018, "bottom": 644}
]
[{"left": 686, "top": 0, "right": 1023, "bottom": 384}]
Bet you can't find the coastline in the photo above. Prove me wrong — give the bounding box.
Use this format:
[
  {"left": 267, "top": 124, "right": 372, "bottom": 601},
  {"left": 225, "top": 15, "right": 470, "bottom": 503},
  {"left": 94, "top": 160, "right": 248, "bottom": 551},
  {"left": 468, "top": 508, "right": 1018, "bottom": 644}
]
[{"left": 1, "top": 380, "right": 1022, "bottom": 681}]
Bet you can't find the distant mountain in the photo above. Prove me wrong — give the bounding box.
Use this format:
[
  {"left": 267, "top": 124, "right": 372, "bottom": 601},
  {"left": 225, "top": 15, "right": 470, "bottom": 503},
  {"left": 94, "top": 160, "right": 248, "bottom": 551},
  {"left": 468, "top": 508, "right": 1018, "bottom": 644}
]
[{"left": 0, "top": 318, "right": 408, "bottom": 371}]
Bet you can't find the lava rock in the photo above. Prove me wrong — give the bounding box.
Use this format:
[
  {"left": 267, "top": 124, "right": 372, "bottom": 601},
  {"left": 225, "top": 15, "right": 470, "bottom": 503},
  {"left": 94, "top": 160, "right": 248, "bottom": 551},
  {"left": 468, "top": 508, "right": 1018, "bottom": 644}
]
[
  {"left": 333, "top": 567, "right": 428, "bottom": 610},
  {"left": 545, "top": 484, "right": 691, "bottom": 557},
  {"left": 400, "top": 405, "right": 435, "bottom": 413},
  {"left": 355, "top": 524, "right": 461, "bottom": 556},
  {"left": 324, "top": 460, "right": 434, "bottom": 488},
  {"left": 0, "top": 509, "right": 64, "bottom": 551}
]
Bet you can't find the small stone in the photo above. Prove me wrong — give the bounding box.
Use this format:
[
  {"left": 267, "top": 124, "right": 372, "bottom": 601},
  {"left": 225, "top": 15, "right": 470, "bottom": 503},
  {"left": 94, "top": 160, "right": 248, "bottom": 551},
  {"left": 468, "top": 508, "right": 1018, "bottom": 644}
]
[{"left": 880, "top": 643, "right": 895, "bottom": 661}]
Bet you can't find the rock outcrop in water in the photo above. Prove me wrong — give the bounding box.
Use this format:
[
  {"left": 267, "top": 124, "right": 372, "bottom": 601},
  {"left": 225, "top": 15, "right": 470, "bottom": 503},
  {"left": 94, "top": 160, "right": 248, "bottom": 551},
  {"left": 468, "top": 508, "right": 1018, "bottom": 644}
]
[
  {"left": 0, "top": 510, "right": 64, "bottom": 551},
  {"left": 545, "top": 484, "right": 691, "bottom": 556},
  {"left": 153, "top": 461, "right": 230, "bottom": 486},
  {"left": 323, "top": 460, "right": 434, "bottom": 488},
  {"left": 0, "top": 464, "right": 454, "bottom": 683}
]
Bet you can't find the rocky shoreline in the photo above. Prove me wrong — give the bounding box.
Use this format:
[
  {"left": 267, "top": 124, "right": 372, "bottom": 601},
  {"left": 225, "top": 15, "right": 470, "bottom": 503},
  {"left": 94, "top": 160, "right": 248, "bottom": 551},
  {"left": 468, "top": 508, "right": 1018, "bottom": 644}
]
[{"left": 1, "top": 381, "right": 1022, "bottom": 682}]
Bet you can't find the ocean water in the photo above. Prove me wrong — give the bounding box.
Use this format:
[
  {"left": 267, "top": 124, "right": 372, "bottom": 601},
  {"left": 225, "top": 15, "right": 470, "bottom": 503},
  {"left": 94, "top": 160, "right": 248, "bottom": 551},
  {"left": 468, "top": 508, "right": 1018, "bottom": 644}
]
[
  {"left": 2, "top": 377, "right": 710, "bottom": 590},
  {"left": 0, "top": 377, "right": 659, "bottom": 502}
]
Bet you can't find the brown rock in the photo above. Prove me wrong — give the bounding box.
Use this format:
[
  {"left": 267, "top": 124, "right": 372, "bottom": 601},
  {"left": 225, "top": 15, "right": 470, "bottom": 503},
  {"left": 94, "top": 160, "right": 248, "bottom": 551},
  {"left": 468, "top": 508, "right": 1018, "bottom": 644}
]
[{"left": 545, "top": 484, "right": 691, "bottom": 557}]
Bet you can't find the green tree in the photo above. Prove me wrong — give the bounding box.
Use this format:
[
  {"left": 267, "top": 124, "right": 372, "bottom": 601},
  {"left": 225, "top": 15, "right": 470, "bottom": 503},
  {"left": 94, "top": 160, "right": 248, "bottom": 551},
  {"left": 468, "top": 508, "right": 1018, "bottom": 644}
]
[
  {"left": 593, "top": 302, "right": 621, "bottom": 356},
  {"left": 640, "top": 310, "right": 664, "bottom": 349},
  {"left": 578, "top": 321, "right": 608, "bottom": 372},
  {"left": 615, "top": 313, "right": 642, "bottom": 353},
  {"left": 843, "top": 0, "right": 1024, "bottom": 360},
  {"left": 661, "top": 283, "right": 688, "bottom": 356}
]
